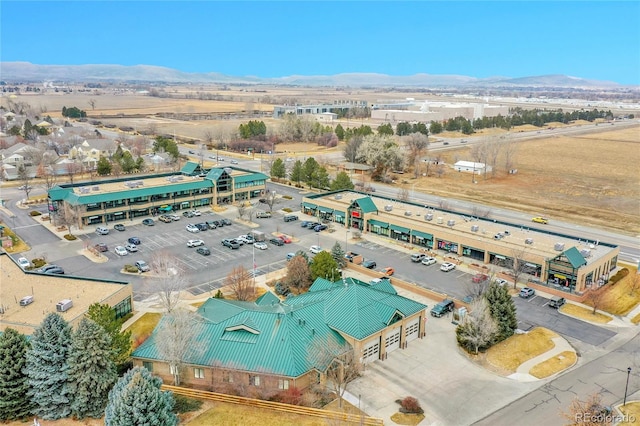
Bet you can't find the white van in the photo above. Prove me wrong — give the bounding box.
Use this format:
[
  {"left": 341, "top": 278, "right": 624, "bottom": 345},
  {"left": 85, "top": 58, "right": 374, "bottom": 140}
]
[{"left": 96, "top": 227, "right": 109, "bottom": 235}]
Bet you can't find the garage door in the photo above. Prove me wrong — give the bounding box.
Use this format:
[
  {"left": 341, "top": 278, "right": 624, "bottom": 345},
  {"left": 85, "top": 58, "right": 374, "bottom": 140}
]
[
  {"left": 362, "top": 339, "right": 380, "bottom": 363},
  {"left": 385, "top": 326, "right": 401, "bottom": 353},
  {"left": 405, "top": 318, "right": 420, "bottom": 343}
]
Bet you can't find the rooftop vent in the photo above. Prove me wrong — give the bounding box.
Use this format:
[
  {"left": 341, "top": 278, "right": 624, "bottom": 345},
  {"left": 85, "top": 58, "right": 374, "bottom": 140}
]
[
  {"left": 425, "top": 213, "right": 433, "bottom": 221},
  {"left": 447, "top": 220, "right": 455, "bottom": 227},
  {"left": 471, "top": 225, "right": 479, "bottom": 232},
  {"left": 91, "top": 185, "right": 100, "bottom": 191},
  {"left": 437, "top": 217, "right": 443, "bottom": 224},
  {"left": 404, "top": 211, "right": 412, "bottom": 217},
  {"left": 525, "top": 238, "right": 534, "bottom": 245},
  {"left": 79, "top": 187, "right": 90, "bottom": 194},
  {"left": 580, "top": 249, "right": 591, "bottom": 258},
  {"left": 334, "top": 194, "right": 342, "bottom": 200},
  {"left": 554, "top": 242, "right": 565, "bottom": 251},
  {"left": 384, "top": 205, "right": 393, "bottom": 212}
]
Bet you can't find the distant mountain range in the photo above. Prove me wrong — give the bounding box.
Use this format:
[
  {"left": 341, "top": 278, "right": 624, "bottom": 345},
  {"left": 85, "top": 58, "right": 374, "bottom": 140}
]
[{"left": 0, "top": 62, "right": 626, "bottom": 88}]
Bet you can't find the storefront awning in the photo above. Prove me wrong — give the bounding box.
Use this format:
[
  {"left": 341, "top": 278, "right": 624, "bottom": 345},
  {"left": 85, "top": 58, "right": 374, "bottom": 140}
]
[
  {"left": 302, "top": 202, "right": 317, "bottom": 209},
  {"left": 368, "top": 219, "right": 389, "bottom": 229},
  {"left": 114, "top": 212, "right": 124, "bottom": 216},
  {"left": 494, "top": 255, "right": 506, "bottom": 260},
  {"left": 390, "top": 224, "right": 410, "bottom": 234},
  {"left": 319, "top": 207, "right": 333, "bottom": 214},
  {"left": 181, "top": 201, "right": 190, "bottom": 207},
  {"left": 525, "top": 263, "right": 538, "bottom": 268},
  {"left": 411, "top": 230, "right": 433, "bottom": 240},
  {"left": 88, "top": 216, "right": 99, "bottom": 219},
  {"left": 334, "top": 211, "right": 345, "bottom": 218}
]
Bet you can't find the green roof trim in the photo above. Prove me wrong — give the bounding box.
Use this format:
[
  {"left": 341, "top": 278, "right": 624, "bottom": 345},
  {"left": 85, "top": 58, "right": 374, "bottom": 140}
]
[
  {"left": 180, "top": 161, "right": 199, "bottom": 175},
  {"left": 411, "top": 230, "right": 433, "bottom": 240},
  {"left": 234, "top": 173, "right": 268, "bottom": 184},
  {"left": 334, "top": 210, "right": 345, "bottom": 218},
  {"left": 352, "top": 197, "right": 378, "bottom": 214},
  {"left": 255, "top": 291, "right": 280, "bottom": 306},
  {"left": 302, "top": 202, "right": 317, "bottom": 209},
  {"left": 368, "top": 219, "right": 389, "bottom": 229},
  {"left": 390, "top": 224, "right": 410, "bottom": 234},
  {"left": 206, "top": 168, "right": 225, "bottom": 181},
  {"left": 562, "top": 247, "right": 588, "bottom": 268},
  {"left": 319, "top": 207, "right": 333, "bottom": 213}
]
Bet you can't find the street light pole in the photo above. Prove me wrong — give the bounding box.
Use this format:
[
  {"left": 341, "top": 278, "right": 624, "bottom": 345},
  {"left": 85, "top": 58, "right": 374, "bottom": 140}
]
[{"left": 624, "top": 367, "right": 632, "bottom": 406}]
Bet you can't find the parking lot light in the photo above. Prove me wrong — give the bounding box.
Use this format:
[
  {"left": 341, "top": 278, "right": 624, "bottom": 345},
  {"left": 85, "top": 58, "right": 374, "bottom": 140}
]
[{"left": 624, "top": 366, "right": 632, "bottom": 406}]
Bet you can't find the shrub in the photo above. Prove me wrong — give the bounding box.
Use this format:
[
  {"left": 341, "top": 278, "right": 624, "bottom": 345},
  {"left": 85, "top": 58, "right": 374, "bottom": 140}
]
[
  {"left": 282, "top": 195, "right": 293, "bottom": 200},
  {"left": 63, "top": 234, "right": 77, "bottom": 241},
  {"left": 29, "top": 210, "right": 42, "bottom": 216},
  {"left": 273, "top": 387, "right": 303, "bottom": 405},
  {"left": 32, "top": 258, "right": 46, "bottom": 268},
  {"left": 399, "top": 396, "right": 424, "bottom": 414},
  {"left": 282, "top": 208, "right": 292, "bottom": 213},
  {"left": 173, "top": 395, "right": 203, "bottom": 413},
  {"left": 124, "top": 264, "right": 138, "bottom": 273},
  {"left": 213, "top": 290, "right": 224, "bottom": 299}
]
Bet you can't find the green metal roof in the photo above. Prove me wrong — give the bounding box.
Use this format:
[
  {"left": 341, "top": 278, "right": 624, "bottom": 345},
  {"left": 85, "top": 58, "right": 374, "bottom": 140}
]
[
  {"left": 319, "top": 207, "right": 333, "bottom": 213},
  {"left": 390, "top": 224, "right": 410, "bottom": 234},
  {"left": 411, "top": 230, "right": 433, "bottom": 240},
  {"left": 180, "top": 161, "right": 199, "bottom": 175},
  {"left": 351, "top": 197, "right": 378, "bottom": 214},
  {"left": 368, "top": 219, "right": 389, "bottom": 229},
  {"left": 561, "top": 247, "right": 588, "bottom": 268},
  {"left": 234, "top": 172, "right": 268, "bottom": 184},
  {"left": 334, "top": 210, "right": 345, "bottom": 217},
  {"left": 255, "top": 291, "right": 280, "bottom": 306},
  {"left": 206, "top": 168, "right": 225, "bottom": 181},
  {"left": 368, "top": 279, "right": 397, "bottom": 295},
  {"left": 302, "top": 202, "right": 317, "bottom": 209}
]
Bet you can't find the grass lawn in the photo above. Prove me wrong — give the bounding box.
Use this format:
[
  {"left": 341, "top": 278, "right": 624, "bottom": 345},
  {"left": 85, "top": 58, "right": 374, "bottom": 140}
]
[
  {"left": 560, "top": 303, "right": 612, "bottom": 324},
  {"left": 125, "top": 312, "right": 162, "bottom": 348},
  {"left": 530, "top": 351, "right": 577, "bottom": 379},
  {"left": 486, "top": 327, "right": 558, "bottom": 373},
  {"left": 632, "top": 312, "right": 640, "bottom": 325},
  {"left": 618, "top": 402, "right": 640, "bottom": 425},
  {"left": 583, "top": 267, "right": 640, "bottom": 316},
  {"left": 390, "top": 412, "right": 426, "bottom": 425}
]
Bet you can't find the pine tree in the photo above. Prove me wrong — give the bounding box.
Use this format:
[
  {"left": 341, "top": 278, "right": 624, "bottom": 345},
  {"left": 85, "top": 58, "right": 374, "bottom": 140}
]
[
  {"left": 86, "top": 303, "right": 132, "bottom": 367},
  {"left": 25, "top": 313, "right": 72, "bottom": 420},
  {"left": 68, "top": 318, "right": 117, "bottom": 419},
  {"left": 0, "top": 328, "right": 32, "bottom": 420},
  {"left": 330, "top": 241, "right": 347, "bottom": 269},
  {"left": 105, "top": 366, "right": 178, "bottom": 426},
  {"left": 484, "top": 282, "right": 518, "bottom": 342}
]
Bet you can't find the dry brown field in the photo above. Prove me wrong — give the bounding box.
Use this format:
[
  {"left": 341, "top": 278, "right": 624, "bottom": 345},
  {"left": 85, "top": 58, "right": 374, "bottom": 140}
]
[{"left": 5, "top": 90, "right": 639, "bottom": 235}]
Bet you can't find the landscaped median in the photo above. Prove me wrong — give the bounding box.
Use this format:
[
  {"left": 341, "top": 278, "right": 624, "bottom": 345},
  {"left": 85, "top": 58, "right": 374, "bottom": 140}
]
[
  {"left": 486, "top": 327, "right": 558, "bottom": 373},
  {"left": 529, "top": 351, "right": 578, "bottom": 379},
  {"left": 560, "top": 303, "right": 613, "bottom": 324}
]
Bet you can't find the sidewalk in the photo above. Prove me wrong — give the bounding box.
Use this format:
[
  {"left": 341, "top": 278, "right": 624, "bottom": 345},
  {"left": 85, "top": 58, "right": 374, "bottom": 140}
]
[{"left": 508, "top": 336, "right": 576, "bottom": 382}]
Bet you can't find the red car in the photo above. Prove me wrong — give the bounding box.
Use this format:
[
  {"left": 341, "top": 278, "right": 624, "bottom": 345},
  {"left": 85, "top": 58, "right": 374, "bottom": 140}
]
[
  {"left": 278, "top": 235, "right": 292, "bottom": 244},
  {"left": 472, "top": 273, "right": 489, "bottom": 283}
]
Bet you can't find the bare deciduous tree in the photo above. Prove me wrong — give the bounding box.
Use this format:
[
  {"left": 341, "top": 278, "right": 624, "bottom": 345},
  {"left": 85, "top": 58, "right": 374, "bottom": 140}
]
[
  {"left": 224, "top": 266, "right": 255, "bottom": 301},
  {"left": 508, "top": 247, "right": 529, "bottom": 290},
  {"left": 88, "top": 99, "right": 96, "bottom": 110},
  {"left": 285, "top": 255, "right": 312, "bottom": 292},
  {"left": 308, "top": 337, "right": 360, "bottom": 408},
  {"left": 403, "top": 133, "right": 429, "bottom": 178},
  {"left": 561, "top": 392, "right": 610, "bottom": 426},
  {"left": 263, "top": 189, "right": 279, "bottom": 212},
  {"left": 64, "top": 161, "right": 82, "bottom": 183},
  {"left": 236, "top": 202, "right": 250, "bottom": 220},
  {"left": 17, "top": 164, "right": 33, "bottom": 199},
  {"left": 397, "top": 188, "right": 409, "bottom": 202},
  {"left": 155, "top": 309, "right": 205, "bottom": 386},
  {"left": 586, "top": 288, "right": 606, "bottom": 315},
  {"left": 56, "top": 204, "right": 85, "bottom": 236},
  {"left": 149, "top": 251, "right": 186, "bottom": 313},
  {"left": 503, "top": 137, "right": 519, "bottom": 174}
]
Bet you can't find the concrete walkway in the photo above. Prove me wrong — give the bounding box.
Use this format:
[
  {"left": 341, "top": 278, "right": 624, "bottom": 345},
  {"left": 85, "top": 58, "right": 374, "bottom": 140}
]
[{"left": 508, "top": 336, "right": 577, "bottom": 382}]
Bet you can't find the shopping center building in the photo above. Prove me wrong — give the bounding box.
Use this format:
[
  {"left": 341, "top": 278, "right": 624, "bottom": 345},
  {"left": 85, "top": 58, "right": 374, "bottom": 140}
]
[
  {"left": 47, "top": 162, "right": 268, "bottom": 228},
  {"left": 302, "top": 190, "right": 620, "bottom": 296}
]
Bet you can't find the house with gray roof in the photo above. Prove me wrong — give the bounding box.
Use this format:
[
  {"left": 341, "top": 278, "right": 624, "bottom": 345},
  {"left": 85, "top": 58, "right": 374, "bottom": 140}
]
[{"left": 132, "top": 277, "right": 427, "bottom": 392}]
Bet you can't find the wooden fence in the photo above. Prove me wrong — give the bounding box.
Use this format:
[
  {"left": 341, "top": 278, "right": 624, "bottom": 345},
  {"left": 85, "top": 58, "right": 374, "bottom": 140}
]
[{"left": 161, "top": 385, "right": 384, "bottom": 425}]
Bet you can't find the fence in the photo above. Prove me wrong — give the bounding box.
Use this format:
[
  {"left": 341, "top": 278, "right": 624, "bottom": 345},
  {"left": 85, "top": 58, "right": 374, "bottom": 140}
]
[{"left": 161, "top": 385, "right": 384, "bottom": 426}]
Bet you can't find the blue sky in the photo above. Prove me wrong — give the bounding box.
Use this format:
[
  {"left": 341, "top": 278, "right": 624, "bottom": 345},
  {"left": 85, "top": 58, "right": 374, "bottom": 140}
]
[{"left": 1, "top": 1, "right": 639, "bottom": 84}]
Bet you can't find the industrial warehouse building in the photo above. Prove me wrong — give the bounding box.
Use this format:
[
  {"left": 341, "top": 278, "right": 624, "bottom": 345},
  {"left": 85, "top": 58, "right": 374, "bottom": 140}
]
[
  {"left": 301, "top": 190, "right": 620, "bottom": 296},
  {"left": 0, "top": 252, "right": 133, "bottom": 335},
  {"left": 132, "top": 277, "right": 427, "bottom": 392},
  {"left": 47, "top": 162, "right": 268, "bottom": 228}
]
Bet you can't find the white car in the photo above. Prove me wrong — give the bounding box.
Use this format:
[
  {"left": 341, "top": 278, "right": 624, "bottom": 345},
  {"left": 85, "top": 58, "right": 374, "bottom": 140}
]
[
  {"left": 187, "top": 239, "right": 205, "bottom": 247},
  {"left": 114, "top": 246, "right": 128, "bottom": 256},
  {"left": 495, "top": 278, "right": 509, "bottom": 287},
  {"left": 440, "top": 262, "right": 456, "bottom": 272},
  {"left": 237, "top": 235, "right": 254, "bottom": 244},
  {"left": 17, "top": 257, "right": 31, "bottom": 269},
  {"left": 421, "top": 256, "right": 437, "bottom": 266},
  {"left": 186, "top": 224, "right": 200, "bottom": 233},
  {"left": 309, "top": 245, "right": 323, "bottom": 254},
  {"left": 191, "top": 210, "right": 201, "bottom": 216},
  {"left": 124, "top": 243, "right": 138, "bottom": 253},
  {"left": 254, "top": 241, "right": 268, "bottom": 250},
  {"left": 169, "top": 214, "right": 180, "bottom": 221}
]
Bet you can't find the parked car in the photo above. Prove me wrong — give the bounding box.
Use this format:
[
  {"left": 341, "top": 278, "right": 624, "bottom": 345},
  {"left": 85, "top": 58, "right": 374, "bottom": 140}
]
[
  {"left": 158, "top": 215, "right": 172, "bottom": 223},
  {"left": 222, "top": 239, "right": 240, "bottom": 249},
  {"left": 142, "top": 218, "right": 155, "bottom": 226},
  {"left": 519, "top": 287, "right": 536, "bottom": 298},
  {"left": 43, "top": 266, "right": 65, "bottom": 275},
  {"left": 380, "top": 267, "right": 395, "bottom": 276},
  {"left": 440, "top": 262, "right": 456, "bottom": 272},
  {"left": 36, "top": 264, "right": 62, "bottom": 274},
  {"left": 410, "top": 253, "right": 425, "bottom": 262},
  {"left": 495, "top": 278, "right": 509, "bottom": 286},
  {"left": 362, "top": 260, "right": 377, "bottom": 269},
  {"left": 124, "top": 243, "right": 139, "bottom": 253},
  {"left": 128, "top": 237, "right": 141, "bottom": 245},
  {"left": 230, "top": 160, "right": 239, "bottom": 164},
  {"left": 18, "top": 185, "right": 33, "bottom": 190},
  {"left": 472, "top": 273, "right": 489, "bottom": 283},
  {"left": 269, "top": 237, "right": 284, "bottom": 246},
  {"left": 196, "top": 247, "right": 211, "bottom": 256},
  {"left": 113, "top": 224, "right": 126, "bottom": 231},
  {"left": 278, "top": 235, "right": 292, "bottom": 244},
  {"left": 283, "top": 214, "right": 298, "bottom": 222},
  {"left": 430, "top": 299, "right": 455, "bottom": 317},
  {"left": 206, "top": 221, "right": 217, "bottom": 229},
  {"left": 114, "top": 246, "right": 128, "bottom": 256},
  {"left": 237, "top": 235, "right": 255, "bottom": 244},
  {"left": 17, "top": 257, "right": 31, "bottom": 269},
  {"left": 421, "top": 256, "right": 437, "bottom": 266},
  {"left": 191, "top": 210, "right": 202, "bottom": 216},
  {"left": 309, "top": 245, "right": 323, "bottom": 254},
  {"left": 187, "top": 239, "right": 205, "bottom": 247},
  {"left": 306, "top": 222, "right": 321, "bottom": 229},
  {"left": 94, "top": 243, "right": 108, "bottom": 253},
  {"left": 301, "top": 221, "right": 310, "bottom": 227},
  {"left": 548, "top": 296, "right": 566, "bottom": 308},
  {"left": 256, "top": 211, "right": 271, "bottom": 219},
  {"left": 169, "top": 214, "right": 181, "bottom": 221},
  {"left": 286, "top": 253, "right": 296, "bottom": 261},
  {"left": 186, "top": 224, "right": 200, "bottom": 233},
  {"left": 222, "top": 219, "right": 232, "bottom": 226},
  {"left": 532, "top": 216, "right": 549, "bottom": 224},
  {"left": 135, "top": 260, "right": 150, "bottom": 272},
  {"left": 195, "top": 223, "right": 209, "bottom": 232},
  {"left": 96, "top": 227, "right": 109, "bottom": 235},
  {"left": 314, "top": 224, "right": 328, "bottom": 232},
  {"left": 212, "top": 220, "right": 222, "bottom": 228},
  {"left": 183, "top": 211, "right": 195, "bottom": 218},
  {"left": 254, "top": 241, "right": 268, "bottom": 250}
]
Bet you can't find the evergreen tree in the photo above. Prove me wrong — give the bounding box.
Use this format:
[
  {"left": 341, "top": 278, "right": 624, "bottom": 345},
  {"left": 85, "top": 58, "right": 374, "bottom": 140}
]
[
  {"left": 484, "top": 282, "right": 518, "bottom": 342},
  {"left": 302, "top": 157, "right": 320, "bottom": 185},
  {"left": 68, "top": 318, "right": 117, "bottom": 418},
  {"left": 335, "top": 123, "right": 345, "bottom": 140},
  {"left": 97, "top": 156, "right": 112, "bottom": 175},
  {"left": 270, "top": 157, "right": 286, "bottom": 179},
  {"left": 330, "top": 171, "right": 355, "bottom": 191},
  {"left": 310, "top": 166, "right": 330, "bottom": 189},
  {"left": 290, "top": 160, "right": 304, "bottom": 185},
  {"left": 86, "top": 303, "right": 132, "bottom": 367},
  {"left": 25, "top": 313, "right": 72, "bottom": 420},
  {"left": 310, "top": 251, "right": 341, "bottom": 281},
  {"left": 0, "top": 328, "right": 32, "bottom": 421},
  {"left": 104, "top": 366, "right": 178, "bottom": 426},
  {"left": 330, "top": 241, "right": 347, "bottom": 269},
  {"left": 120, "top": 151, "right": 136, "bottom": 173}
]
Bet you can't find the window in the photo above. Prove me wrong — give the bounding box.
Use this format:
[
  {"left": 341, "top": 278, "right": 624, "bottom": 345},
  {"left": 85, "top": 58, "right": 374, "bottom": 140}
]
[
  {"left": 142, "top": 361, "right": 153, "bottom": 372},
  {"left": 194, "top": 368, "right": 205, "bottom": 379},
  {"left": 249, "top": 375, "right": 260, "bottom": 387},
  {"left": 223, "top": 371, "right": 234, "bottom": 383},
  {"left": 278, "top": 379, "right": 289, "bottom": 390},
  {"left": 169, "top": 364, "right": 177, "bottom": 375}
]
